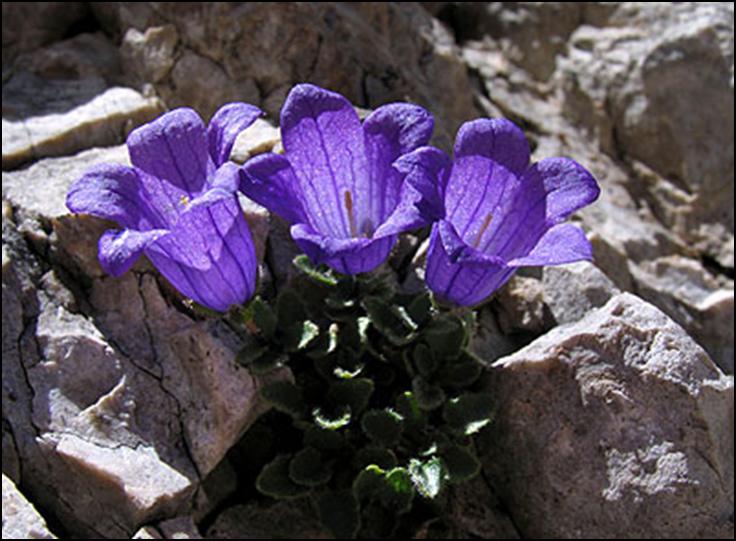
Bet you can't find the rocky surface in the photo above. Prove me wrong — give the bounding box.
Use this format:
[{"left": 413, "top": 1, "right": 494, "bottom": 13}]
[
  {"left": 480, "top": 293, "right": 734, "bottom": 538},
  {"left": 2, "top": 2, "right": 733, "bottom": 539}
]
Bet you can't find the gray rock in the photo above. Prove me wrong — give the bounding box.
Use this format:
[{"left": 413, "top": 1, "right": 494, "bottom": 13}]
[
  {"left": 482, "top": 293, "right": 734, "bottom": 538},
  {"left": 121, "top": 25, "right": 179, "bottom": 85},
  {"left": 2, "top": 74, "right": 163, "bottom": 170},
  {"left": 91, "top": 2, "right": 477, "bottom": 147},
  {"left": 543, "top": 261, "right": 619, "bottom": 325},
  {"left": 559, "top": 2, "right": 734, "bottom": 268},
  {"left": 2, "top": 474, "right": 57, "bottom": 540},
  {"left": 206, "top": 500, "right": 328, "bottom": 539}
]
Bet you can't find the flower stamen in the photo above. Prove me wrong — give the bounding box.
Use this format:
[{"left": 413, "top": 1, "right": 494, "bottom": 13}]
[
  {"left": 472, "top": 212, "right": 493, "bottom": 248},
  {"left": 344, "top": 189, "right": 358, "bottom": 238}
]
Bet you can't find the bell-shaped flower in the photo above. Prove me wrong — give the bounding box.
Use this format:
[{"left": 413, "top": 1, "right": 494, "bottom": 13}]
[
  {"left": 239, "top": 83, "right": 434, "bottom": 274},
  {"left": 396, "top": 118, "right": 600, "bottom": 306},
  {"left": 66, "top": 103, "right": 262, "bottom": 312}
]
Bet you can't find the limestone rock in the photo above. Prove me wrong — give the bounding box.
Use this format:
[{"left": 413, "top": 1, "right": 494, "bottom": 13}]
[
  {"left": 2, "top": 474, "right": 57, "bottom": 540},
  {"left": 91, "top": 2, "right": 477, "bottom": 147},
  {"left": 2, "top": 74, "right": 163, "bottom": 170},
  {"left": 559, "top": 2, "right": 734, "bottom": 268},
  {"left": 542, "top": 261, "right": 619, "bottom": 325},
  {"left": 482, "top": 293, "right": 734, "bottom": 538}
]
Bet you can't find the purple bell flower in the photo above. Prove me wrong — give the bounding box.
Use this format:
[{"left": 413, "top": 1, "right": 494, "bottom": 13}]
[
  {"left": 239, "top": 83, "right": 434, "bottom": 274},
  {"left": 396, "top": 118, "right": 600, "bottom": 306},
  {"left": 66, "top": 103, "right": 262, "bottom": 312}
]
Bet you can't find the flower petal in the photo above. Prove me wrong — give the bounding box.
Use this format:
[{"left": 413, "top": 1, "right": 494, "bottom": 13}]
[
  {"left": 425, "top": 221, "right": 514, "bottom": 307},
  {"left": 147, "top": 195, "right": 257, "bottom": 311},
  {"left": 507, "top": 223, "right": 592, "bottom": 267},
  {"left": 525, "top": 157, "right": 600, "bottom": 223},
  {"left": 66, "top": 163, "right": 156, "bottom": 229},
  {"left": 127, "top": 107, "right": 214, "bottom": 196},
  {"left": 98, "top": 228, "right": 167, "bottom": 277},
  {"left": 392, "top": 146, "right": 452, "bottom": 223},
  {"left": 454, "top": 118, "right": 530, "bottom": 175},
  {"left": 239, "top": 152, "right": 307, "bottom": 224},
  {"left": 280, "top": 84, "right": 368, "bottom": 238},
  {"left": 207, "top": 102, "right": 263, "bottom": 167},
  {"left": 291, "top": 223, "right": 395, "bottom": 275},
  {"left": 362, "top": 103, "right": 433, "bottom": 227}
]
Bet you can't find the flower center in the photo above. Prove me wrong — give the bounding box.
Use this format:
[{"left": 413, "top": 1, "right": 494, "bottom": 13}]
[
  {"left": 344, "top": 189, "right": 358, "bottom": 238},
  {"left": 472, "top": 212, "right": 493, "bottom": 249},
  {"left": 179, "top": 194, "right": 191, "bottom": 208}
]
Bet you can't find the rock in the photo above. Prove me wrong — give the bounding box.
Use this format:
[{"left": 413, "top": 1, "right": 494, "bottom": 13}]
[
  {"left": 492, "top": 275, "right": 552, "bottom": 335},
  {"left": 17, "top": 32, "right": 122, "bottom": 83},
  {"left": 91, "top": 2, "right": 477, "bottom": 147},
  {"left": 230, "top": 118, "right": 281, "bottom": 164},
  {"left": 481, "top": 293, "right": 734, "bottom": 538},
  {"left": 2, "top": 474, "right": 57, "bottom": 540},
  {"left": 2, "top": 73, "right": 163, "bottom": 170},
  {"left": 2, "top": 2, "right": 89, "bottom": 66},
  {"left": 121, "top": 25, "right": 179, "bottom": 85},
  {"left": 542, "top": 261, "right": 619, "bottom": 325},
  {"left": 559, "top": 2, "right": 734, "bottom": 268},
  {"left": 206, "top": 500, "right": 328, "bottom": 539},
  {"left": 447, "top": 476, "right": 520, "bottom": 538},
  {"left": 157, "top": 515, "right": 202, "bottom": 539}
]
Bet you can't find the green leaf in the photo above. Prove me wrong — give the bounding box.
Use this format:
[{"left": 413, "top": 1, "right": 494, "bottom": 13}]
[
  {"left": 251, "top": 297, "right": 277, "bottom": 339},
  {"left": 441, "top": 444, "right": 481, "bottom": 483},
  {"left": 361, "top": 409, "right": 403, "bottom": 447},
  {"left": 409, "top": 457, "right": 446, "bottom": 499},
  {"left": 303, "top": 426, "right": 344, "bottom": 452},
  {"left": 315, "top": 490, "right": 360, "bottom": 539},
  {"left": 423, "top": 314, "right": 466, "bottom": 360},
  {"left": 281, "top": 319, "right": 320, "bottom": 352},
  {"left": 412, "top": 376, "right": 446, "bottom": 411},
  {"left": 276, "top": 289, "right": 309, "bottom": 328},
  {"left": 361, "top": 296, "right": 418, "bottom": 346},
  {"left": 305, "top": 323, "right": 338, "bottom": 360},
  {"left": 288, "top": 447, "right": 332, "bottom": 487},
  {"left": 395, "top": 391, "right": 426, "bottom": 429},
  {"left": 328, "top": 378, "right": 374, "bottom": 416},
  {"left": 412, "top": 343, "right": 438, "bottom": 377},
  {"left": 235, "top": 341, "right": 269, "bottom": 367},
  {"left": 352, "top": 465, "right": 413, "bottom": 514},
  {"left": 249, "top": 349, "right": 289, "bottom": 376},
  {"left": 260, "top": 381, "right": 306, "bottom": 418},
  {"left": 443, "top": 392, "right": 494, "bottom": 435},
  {"left": 312, "top": 405, "right": 352, "bottom": 430},
  {"left": 354, "top": 447, "right": 397, "bottom": 471},
  {"left": 406, "top": 292, "right": 434, "bottom": 327},
  {"left": 256, "top": 454, "right": 311, "bottom": 499},
  {"left": 293, "top": 254, "right": 339, "bottom": 286},
  {"left": 435, "top": 349, "right": 482, "bottom": 387}
]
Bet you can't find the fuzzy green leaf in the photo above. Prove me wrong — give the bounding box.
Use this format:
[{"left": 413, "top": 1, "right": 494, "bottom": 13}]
[
  {"left": 353, "top": 465, "right": 413, "bottom": 514},
  {"left": 361, "top": 296, "right": 418, "bottom": 346},
  {"left": 443, "top": 393, "right": 494, "bottom": 435},
  {"left": 412, "top": 376, "right": 446, "bottom": 411},
  {"left": 293, "top": 254, "right": 339, "bottom": 286},
  {"left": 312, "top": 405, "right": 352, "bottom": 430},
  {"left": 315, "top": 490, "right": 360, "bottom": 539},
  {"left": 328, "top": 378, "right": 374, "bottom": 416},
  {"left": 235, "top": 341, "right": 269, "bottom": 368},
  {"left": 406, "top": 292, "right": 434, "bottom": 327},
  {"left": 260, "top": 381, "right": 306, "bottom": 418},
  {"left": 412, "top": 343, "right": 438, "bottom": 377},
  {"left": 276, "top": 289, "right": 309, "bottom": 328},
  {"left": 409, "top": 457, "right": 446, "bottom": 499},
  {"left": 361, "top": 409, "right": 403, "bottom": 447},
  {"left": 354, "top": 447, "right": 398, "bottom": 471},
  {"left": 249, "top": 349, "right": 289, "bottom": 376},
  {"left": 423, "top": 314, "right": 466, "bottom": 360},
  {"left": 282, "top": 319, "right": 320, "bottom": 352},
  {"left": 251, "top": 297, "right": 277, "bottom": 339},
  {"left": 256, "top": 454, "right": 311, "bottom": 499},
  {"left": 441, "top": 444, "right": 481, "bottom": 483},
  {"left": 303, "top": 426, "right": 344, "bottom": 452},
  {"left": 436, "top": 349, "right": 482, "bottom": 387},
  {"left": 289, "top": 447, "right": 332, "bottom": 487}
]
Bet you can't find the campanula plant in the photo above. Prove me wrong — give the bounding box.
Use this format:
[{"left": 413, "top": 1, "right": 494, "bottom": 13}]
[
  {"left": 239, "top": 83, "right": 434, "bottom": 274},
  {"left": 396, "top": 118, "right": 600, "bottom": 306},
  {"left": 66, "top": 103, "right": 262, "bottom": 312}
]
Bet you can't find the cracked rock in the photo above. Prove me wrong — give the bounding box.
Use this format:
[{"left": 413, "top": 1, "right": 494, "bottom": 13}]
[
  {"left": 481, "top": 292, "right": 734, "bottom": 538},
  {"left": 2, "top": 474, "right": 57, "bottom": 539}
]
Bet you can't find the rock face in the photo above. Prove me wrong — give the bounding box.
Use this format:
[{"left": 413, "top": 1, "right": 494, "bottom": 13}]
[
  {"left": 2, "top": 2, "right": 733, "bottom": 539},
  {"left": 482, "top": 293, "right": 734, "bottom": 538}
]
